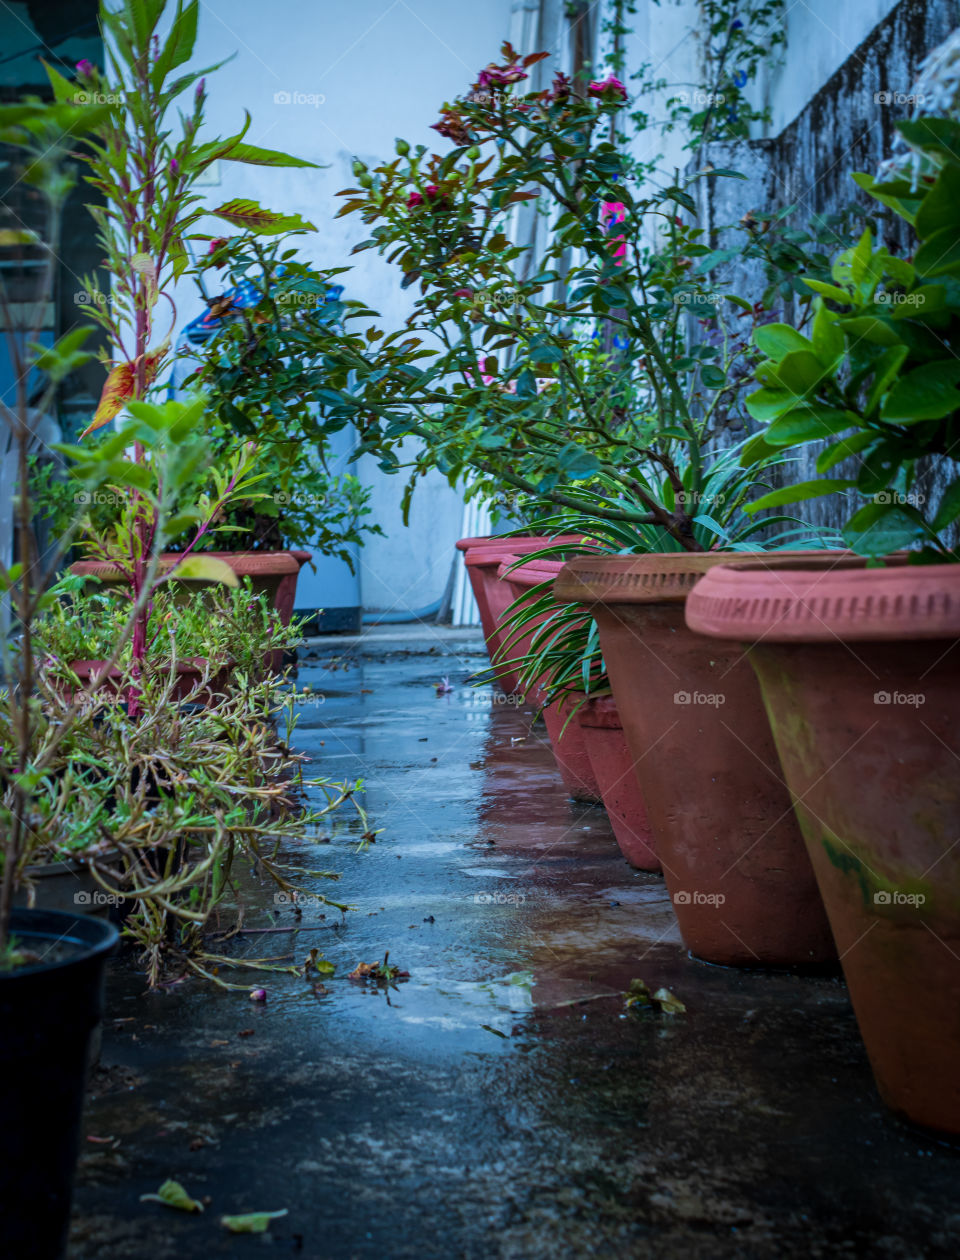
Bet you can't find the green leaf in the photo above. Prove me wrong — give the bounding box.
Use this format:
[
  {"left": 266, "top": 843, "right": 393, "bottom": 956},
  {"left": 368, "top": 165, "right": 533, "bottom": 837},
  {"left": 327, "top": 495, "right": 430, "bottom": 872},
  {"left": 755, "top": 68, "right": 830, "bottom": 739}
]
[
  {"left": 816, "top": 429, "right": 876, "bottom": 473},
  {"left": 153, "top": 0, "right": 198, "bottom": 85},
  {"left": 171, "top": 556, "right": 239, "bottom": 587},
  {"left": 140, "top": 1180, "right": 204, "bottom": 1213},
  {"left": 811, "top": 301, "right": 844, "bottom": 366},
  {"left": 933, "top": 477, "right": 960, "bottom": 533},
  {"left": 515, "top": 368, "right": 537, "bottom": 398},
  {"left": 881, "top": 361, "right": 960, "bottom": 423},
  {"left": 221, "top": 1210, "right": 288, "bottom": 1234},
  {"left": 211, "top": 199, "right": 316, "bottom": 235},
  {"left": 223, "top": 141, "right": 319, "bottom": 169},
  {"left": 753, "top": 324, "right": 813, "bottom": 361},
  {"left": 745, "top": 387, "right": 801, "bottom": 422},
  {"left": 863, "top": 344, "right": 908, "bottom": 416},
  {"left": 764, "top": 407, "right": 855, "bottom": 447},
  {"left": 699, "top": 364, "right": 726, "bottom": 389},
  {"left": 914, "top": 225, "right": 960, "bottom": 278},
  {"left": 801, "top": 278, "right": 854, "bottom": 305},
  {"left": 745, "top": 479, "right": 855, "bottom": 515},
  {"left": 842, "top": 502, "right": 926, "bottom": 556}
]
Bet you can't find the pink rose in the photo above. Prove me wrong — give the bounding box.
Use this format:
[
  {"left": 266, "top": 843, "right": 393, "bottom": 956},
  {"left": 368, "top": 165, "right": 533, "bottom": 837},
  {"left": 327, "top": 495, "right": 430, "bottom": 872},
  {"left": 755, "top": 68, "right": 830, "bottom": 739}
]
[
  {"left": 477, "top": 64, "right": 528, "bottom": 90},
  {"left": 588, "top": 74, "right": 628, "bottom": 102}
]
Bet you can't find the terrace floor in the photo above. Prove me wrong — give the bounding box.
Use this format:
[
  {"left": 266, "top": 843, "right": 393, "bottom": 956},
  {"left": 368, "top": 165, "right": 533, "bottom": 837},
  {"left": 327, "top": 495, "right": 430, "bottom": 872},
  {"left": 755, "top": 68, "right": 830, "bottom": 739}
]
[{"left": 70, "top": 631, "right": 960, "bottom": 1259}]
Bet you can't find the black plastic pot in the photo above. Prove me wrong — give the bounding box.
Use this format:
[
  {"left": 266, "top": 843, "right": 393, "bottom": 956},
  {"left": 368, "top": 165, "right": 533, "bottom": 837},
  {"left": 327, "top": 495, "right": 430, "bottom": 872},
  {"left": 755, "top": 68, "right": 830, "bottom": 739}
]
[{"left": 0, "top": 908, "right": 118, "bottom": 1260}]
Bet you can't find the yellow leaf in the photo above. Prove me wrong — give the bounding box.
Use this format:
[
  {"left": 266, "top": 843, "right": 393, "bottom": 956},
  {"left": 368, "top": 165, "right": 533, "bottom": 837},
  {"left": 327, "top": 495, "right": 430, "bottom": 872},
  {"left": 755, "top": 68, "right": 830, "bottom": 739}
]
[
  {"left": 81, "top": 347, "right": 166, "bottom": 439},
  {"left": 172, "top": 555, "right": 239, "bottom": 587}
]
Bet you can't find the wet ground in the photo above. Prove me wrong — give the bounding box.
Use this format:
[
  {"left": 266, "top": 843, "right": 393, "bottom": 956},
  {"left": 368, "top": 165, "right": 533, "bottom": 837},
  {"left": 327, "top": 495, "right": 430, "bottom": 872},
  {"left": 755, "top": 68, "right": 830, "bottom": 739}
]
[{"left": 71, "top": 634, "right": 960, "bottom": 1259}]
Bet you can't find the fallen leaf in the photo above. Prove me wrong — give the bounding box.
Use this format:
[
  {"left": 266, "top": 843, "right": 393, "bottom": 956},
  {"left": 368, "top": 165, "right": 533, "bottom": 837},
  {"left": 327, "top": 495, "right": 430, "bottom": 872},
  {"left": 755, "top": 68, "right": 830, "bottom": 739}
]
[
  {"left": 140, "top": 1179, "right": 204, "bottom": 1213},
  {"left": 221, "top": 1209, "right": 288, "bottom": 1234},
  {"left": 652, "top": 986, "right": 686, "bottom": 1015}
]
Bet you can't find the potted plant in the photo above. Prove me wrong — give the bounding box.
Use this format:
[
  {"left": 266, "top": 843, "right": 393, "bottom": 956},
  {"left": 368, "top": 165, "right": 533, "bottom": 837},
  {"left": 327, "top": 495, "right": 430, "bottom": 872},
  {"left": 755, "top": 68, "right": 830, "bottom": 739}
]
[
  {"left": 55, "top": 0, "right": 322, "bottom": 648},
  {"left": 0, "top": 87, "right": 122, "bottom": 1260},
  {"left": 686, "top": 103, "right": 960, "bottom": 1132},
  {"left": 320, "top": 34, "right": 845, "bottom": 965}
]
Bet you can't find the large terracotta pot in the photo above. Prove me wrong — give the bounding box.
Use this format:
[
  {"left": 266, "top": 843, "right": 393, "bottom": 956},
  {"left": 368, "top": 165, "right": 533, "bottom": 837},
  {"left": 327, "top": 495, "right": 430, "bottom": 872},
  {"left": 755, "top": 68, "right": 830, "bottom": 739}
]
[
  {"left": 686, "top": 557, "right": 960, "bottom": 1133},
  {"left": 554, "top": 553, "right": 837, "bottom": 967},
  {"left": 458, "top": 536, "right": 581, "bottom": 692},
  {"left": 70, "top": 549, "right": 311, "bottom": 623},
  {"left": 500, "top": 557, "right": 601, "bottom": 803},
  {"left": 579, "top": 695, "right": 659, "bottom": 871},
  {"left": 69, "top": 550, "right": 311, "bottom": 675}
]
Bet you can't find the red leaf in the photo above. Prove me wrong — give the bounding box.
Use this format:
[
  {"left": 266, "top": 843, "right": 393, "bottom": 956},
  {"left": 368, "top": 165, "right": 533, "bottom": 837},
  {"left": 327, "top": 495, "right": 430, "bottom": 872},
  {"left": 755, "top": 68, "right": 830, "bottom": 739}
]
[{"left": 81, "top": 348, "right": 164, "bottom": 438}]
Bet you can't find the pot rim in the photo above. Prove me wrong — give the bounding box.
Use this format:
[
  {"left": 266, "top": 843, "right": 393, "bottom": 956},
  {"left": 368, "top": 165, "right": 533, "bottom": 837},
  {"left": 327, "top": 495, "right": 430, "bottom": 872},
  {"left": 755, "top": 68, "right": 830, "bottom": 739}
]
[
  {"left": 686, "top": 555, "right": 960, "bottom": 643},
  {"left": 1, "top": 908, "right": 118, "bottom": 981},
  {"left": 554, "top": 549, "right": 846, "bottom": 607}
]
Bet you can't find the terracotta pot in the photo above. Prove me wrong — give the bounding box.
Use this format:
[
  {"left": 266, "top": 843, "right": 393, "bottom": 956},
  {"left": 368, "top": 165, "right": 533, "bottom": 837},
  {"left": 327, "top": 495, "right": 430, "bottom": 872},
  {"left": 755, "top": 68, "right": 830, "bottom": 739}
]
[
  {"left": 686, "top": 557, "right": 960, "bottom": 1133},
  {"left": 579, "top": 695, "right": 659, "bottom": 871},
  {"left": 458, "top": 536, "right": 581, "bottom": 692},
  {"left": 500, "top": 557, "right": 601, "bottom": 803},
  {"left": 554, "top": 552, "right": 837, "bottom": 967},
  {"left": 70, "top": 549, "right": 310, "bottom": 622},
  {"left": 53, "top": 657, "right": 223, "bottom": 703},
  {"left": 70, "top": 550, "right": 310, "bottom": 674}
]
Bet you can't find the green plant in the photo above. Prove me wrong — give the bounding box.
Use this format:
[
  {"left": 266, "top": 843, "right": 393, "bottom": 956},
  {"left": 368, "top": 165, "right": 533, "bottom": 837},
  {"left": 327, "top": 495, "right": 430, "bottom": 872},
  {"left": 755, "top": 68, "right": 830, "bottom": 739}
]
[
  {"left": 741, "top": 115, "right": 960, "bottom": 560},
  {"left": 320, "top": 40, "right": 825, "bottom": 554},
  {"left": 47, "top": 0, "right": 319, "bottom": 706},
  {"left": 182, "top": 232, "right": 379, "bottom": 560},
  {"left": 36, "top": 579, "right": 300, "bottom": 678}
]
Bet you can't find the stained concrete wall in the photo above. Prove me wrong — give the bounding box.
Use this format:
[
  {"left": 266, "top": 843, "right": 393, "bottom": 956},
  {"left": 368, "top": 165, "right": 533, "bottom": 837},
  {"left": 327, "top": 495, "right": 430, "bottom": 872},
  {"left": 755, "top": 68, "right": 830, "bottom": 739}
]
[{"left": 692, "top": 0, "right": 960, "bottom": 534}]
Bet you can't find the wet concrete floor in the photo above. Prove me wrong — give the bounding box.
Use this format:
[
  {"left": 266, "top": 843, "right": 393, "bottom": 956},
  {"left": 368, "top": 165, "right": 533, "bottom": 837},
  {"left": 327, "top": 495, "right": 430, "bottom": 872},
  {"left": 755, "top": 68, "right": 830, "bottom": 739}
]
[{"left": 70, "top": 638, "right": 960, "bottom": 1259}]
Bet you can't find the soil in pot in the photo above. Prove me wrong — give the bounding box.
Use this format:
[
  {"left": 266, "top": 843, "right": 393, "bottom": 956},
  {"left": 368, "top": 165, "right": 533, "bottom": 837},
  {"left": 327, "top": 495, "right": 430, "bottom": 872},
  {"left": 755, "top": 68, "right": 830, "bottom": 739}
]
[
  {"left": 579, "top": 695, "right": 659, "bottom": 871},
  {"left": 554, "top": 552, "right": 837, "bottom": 968},
  {"left": 1, "top": 908, "right": 118, "bottom": 1259},
  {"left": 686, "top": 557, "right": 960, "bottom": 1133}
]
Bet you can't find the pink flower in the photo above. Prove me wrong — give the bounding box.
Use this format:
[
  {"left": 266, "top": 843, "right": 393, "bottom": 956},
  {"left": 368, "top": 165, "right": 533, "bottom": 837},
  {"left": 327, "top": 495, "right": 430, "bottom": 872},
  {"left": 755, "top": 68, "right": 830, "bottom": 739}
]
[
  {"left": 407, "top": 184, "right": 448, "bottom": 211},
  {"left": 208, "top": 237, "right": 228, "bottom": 254},
  {"left": 76, "top": 60, "right": 94, "bottom": 77},
  {"left": 250, "top": 988, "right": 267, "bottom": 1002},
  {"left": 600, "top": 200, "right": 628, "bottom": 265},
  {"left": 588, "top": 74, "right": 628, "bottom": 102},
  {"left": 477, "top": 64, "right": 528, "bottom": 90},
  {"left": 169, "top": 158, "right": 179, "bottom": 175},
  {"left": 453, "top": 288, "right": 474, "bottom": 299}
]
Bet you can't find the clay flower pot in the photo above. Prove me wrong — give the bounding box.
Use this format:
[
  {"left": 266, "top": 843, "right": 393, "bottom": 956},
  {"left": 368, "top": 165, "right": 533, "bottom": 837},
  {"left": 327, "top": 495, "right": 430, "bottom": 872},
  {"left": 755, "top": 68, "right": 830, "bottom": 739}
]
[
  {"left": 499, "top": 557, "right": 601, "bottom": 803},
  {"left": 54, "top": 657, "right": 222, "bottom": 703},
  {"left": 686, "top": 557, "right": 960, "bottom": 1133},
  {"left": 457, "top": 536, "right": 581, "bottom": 692},
  {"left": 69, "top": 550, "right": 311, "bottom": 674},
  {"left": 72, "top": 549, "right": 310, "bottom": 619},
  {"left": 554, "top": 552, "right": 837, "bottom": 967},
  {"left": 578, "top": 695, "right": 658, "bottom": 871}
]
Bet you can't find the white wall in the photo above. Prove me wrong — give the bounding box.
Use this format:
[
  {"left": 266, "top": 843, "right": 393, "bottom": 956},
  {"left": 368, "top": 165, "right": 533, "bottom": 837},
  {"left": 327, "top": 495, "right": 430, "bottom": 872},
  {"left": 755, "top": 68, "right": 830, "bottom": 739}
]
[
  {"left": 763, "top": 0, "right": 903, "bottom": 135},
  {"left": 171, "top": 0, "right": 515, "bottom": 611}
]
